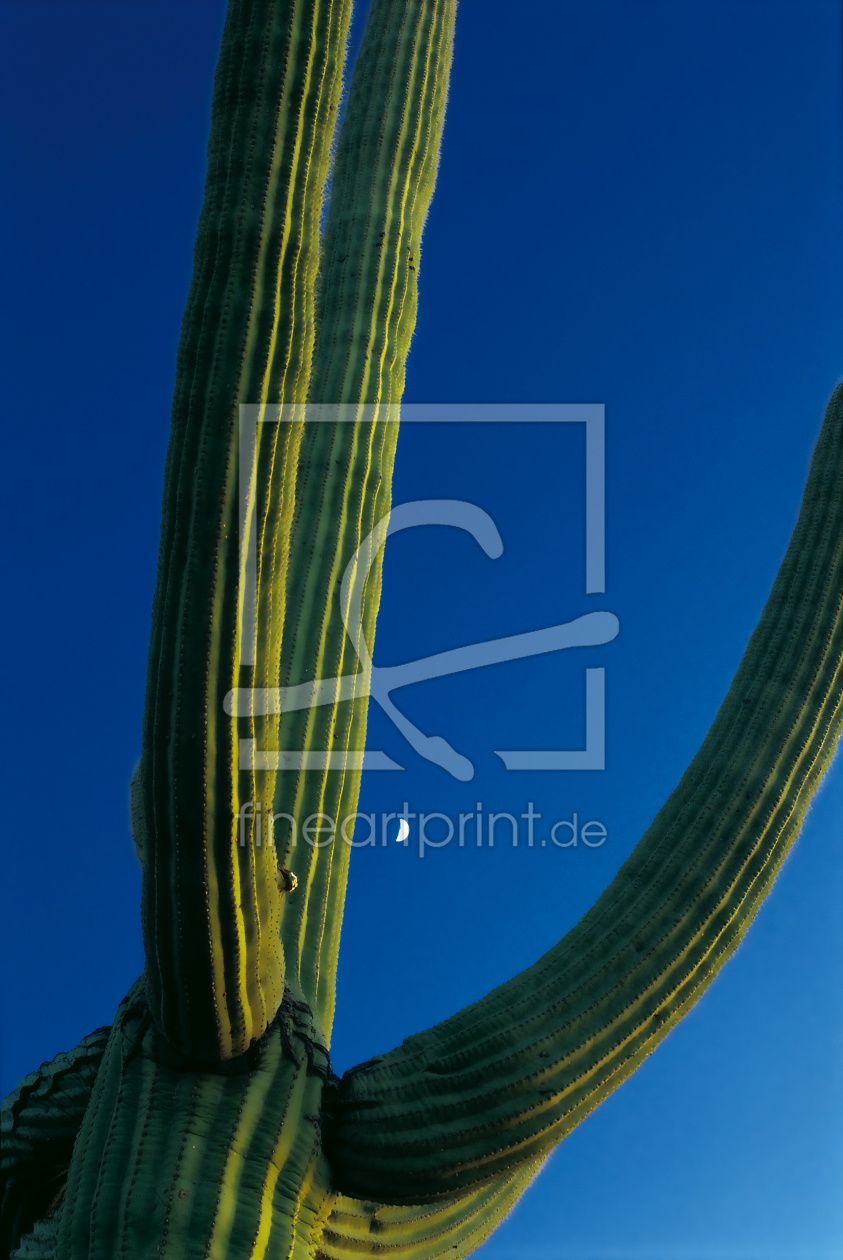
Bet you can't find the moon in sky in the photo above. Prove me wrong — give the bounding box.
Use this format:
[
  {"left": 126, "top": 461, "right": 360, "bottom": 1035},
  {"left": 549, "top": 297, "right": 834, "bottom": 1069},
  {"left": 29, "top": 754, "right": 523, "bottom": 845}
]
[{"left": 396, "top": 818, "right": 410, "bottom": 843}]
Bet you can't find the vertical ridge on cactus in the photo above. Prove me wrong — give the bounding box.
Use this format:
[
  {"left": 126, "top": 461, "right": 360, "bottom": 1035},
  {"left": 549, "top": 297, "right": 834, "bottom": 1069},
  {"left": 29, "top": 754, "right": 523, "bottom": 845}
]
[
  {"left": 311, "top": 0, "right": 453, "bottom": 405},
  {"left": 138, "top": 0, "right": 456, "bottom": 1065}
]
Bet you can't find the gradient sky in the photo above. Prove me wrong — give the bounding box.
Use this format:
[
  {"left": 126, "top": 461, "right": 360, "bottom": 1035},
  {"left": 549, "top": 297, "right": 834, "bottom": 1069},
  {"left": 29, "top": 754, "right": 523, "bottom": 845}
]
[{"left": 2, "top": 3, "right": 843, "bottom": 1258}]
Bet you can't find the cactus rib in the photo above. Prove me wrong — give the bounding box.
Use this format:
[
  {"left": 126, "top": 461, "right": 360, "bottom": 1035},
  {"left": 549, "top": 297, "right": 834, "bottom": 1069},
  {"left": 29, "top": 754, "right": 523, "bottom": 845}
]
[{"left": 323, "top": 384, "right": 843, "bottom": 1201}]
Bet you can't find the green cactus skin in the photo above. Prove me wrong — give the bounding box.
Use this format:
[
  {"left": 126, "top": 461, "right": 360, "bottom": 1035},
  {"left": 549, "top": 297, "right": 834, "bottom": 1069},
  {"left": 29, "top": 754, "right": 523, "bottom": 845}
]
[
  {"left": 30, "top": 1018, "right": 541, "bottom": 1260},
  {"left": 5, "top": 1218, "right": 58, "bottom": 1260},
  {"left": 321, "top": 383, "right": 843, "bottom": 1201}
]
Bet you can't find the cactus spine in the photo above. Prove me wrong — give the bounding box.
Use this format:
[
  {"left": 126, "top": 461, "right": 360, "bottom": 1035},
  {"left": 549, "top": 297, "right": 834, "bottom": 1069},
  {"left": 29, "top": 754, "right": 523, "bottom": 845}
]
[{"left": 3, "top": 2, "right": 843, "bottom": 1259}]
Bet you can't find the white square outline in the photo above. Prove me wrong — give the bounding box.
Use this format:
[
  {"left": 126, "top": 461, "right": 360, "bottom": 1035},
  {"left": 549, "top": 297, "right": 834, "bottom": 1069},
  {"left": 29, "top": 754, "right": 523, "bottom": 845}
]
[{"left": 235, "top": 403, "right": 610, "bottom": 772}]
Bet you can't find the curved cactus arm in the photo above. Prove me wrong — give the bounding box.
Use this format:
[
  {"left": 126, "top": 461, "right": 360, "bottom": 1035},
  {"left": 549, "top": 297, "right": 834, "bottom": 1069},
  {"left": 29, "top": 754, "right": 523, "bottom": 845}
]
[
  {"left": 138, "top": 0, "right": 354, "bottom": 1062},
  {"left": 265, "top": 0, "right": 456, "bottom": 1039},
  {"left": 1, "top": 1026, "right": 111, "bottom": 1257},
  {"left": 317, "top": 1163, "right": 543, "bottom": 1260},
  {"left": 324, "top": 385, "right": 843, "bottom": 1202}
]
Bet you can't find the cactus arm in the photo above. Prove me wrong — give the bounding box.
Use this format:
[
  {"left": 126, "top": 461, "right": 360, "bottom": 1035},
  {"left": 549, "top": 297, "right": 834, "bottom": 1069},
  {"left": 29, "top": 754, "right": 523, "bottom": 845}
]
[
  {"left": 311, "top": 0, "right": 454, "bottom": 406},
  {"left": 140, "top": 0, "right": 454, "bottom": 1062},
  {"left": 139, "top": 0, "right": 353, "bottom": 1062},
  {"left": 324, "top": 385, "right": 843, "bottom": 1201},
  {"left": 317, "top": 1163, "right": 543, "bottom": 1260},
  {"left": 1, "top": 1027, "right": 111, "bottom": 1258},
  {"left": 267, "top": 0, "right": 456, "bottom": 1039}
]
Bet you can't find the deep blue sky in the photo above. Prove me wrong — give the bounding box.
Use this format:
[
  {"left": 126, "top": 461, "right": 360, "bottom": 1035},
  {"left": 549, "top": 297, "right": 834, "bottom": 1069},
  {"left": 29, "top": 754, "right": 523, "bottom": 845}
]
[{"left": 2, "top": 3, "right": 842, "bottom": 1258}]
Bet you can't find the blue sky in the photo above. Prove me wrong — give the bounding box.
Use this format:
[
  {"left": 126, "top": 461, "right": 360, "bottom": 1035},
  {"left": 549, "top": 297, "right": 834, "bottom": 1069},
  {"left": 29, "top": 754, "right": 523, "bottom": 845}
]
[{"left": 2, "top": 2, "right": 842, "bottom": 1258}]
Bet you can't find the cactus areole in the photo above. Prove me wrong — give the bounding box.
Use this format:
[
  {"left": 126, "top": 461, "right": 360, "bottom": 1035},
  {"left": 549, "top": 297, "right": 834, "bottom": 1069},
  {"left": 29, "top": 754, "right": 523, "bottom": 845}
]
[{"left": 3, "top": 3, "right": 843, "bottom": 1259}]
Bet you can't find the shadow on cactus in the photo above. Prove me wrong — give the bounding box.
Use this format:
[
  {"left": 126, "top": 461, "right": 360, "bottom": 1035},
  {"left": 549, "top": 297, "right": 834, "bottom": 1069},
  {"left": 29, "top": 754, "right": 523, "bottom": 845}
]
[{"left": 3, "top": 2, "right": 843, "bottom": 1258}]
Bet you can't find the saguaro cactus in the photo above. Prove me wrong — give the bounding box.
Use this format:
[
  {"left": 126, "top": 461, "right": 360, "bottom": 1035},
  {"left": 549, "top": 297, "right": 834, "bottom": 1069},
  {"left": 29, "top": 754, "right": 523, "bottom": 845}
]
[{"left": 3, "top": 3, "right": 843, "bottom": 1259}]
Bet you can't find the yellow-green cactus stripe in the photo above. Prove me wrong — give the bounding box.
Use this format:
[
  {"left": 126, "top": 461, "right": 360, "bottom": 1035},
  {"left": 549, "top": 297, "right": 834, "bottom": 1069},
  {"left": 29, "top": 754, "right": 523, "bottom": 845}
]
[{"left": 324, "top": 384, "right": 843, "bottom": 1200}]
